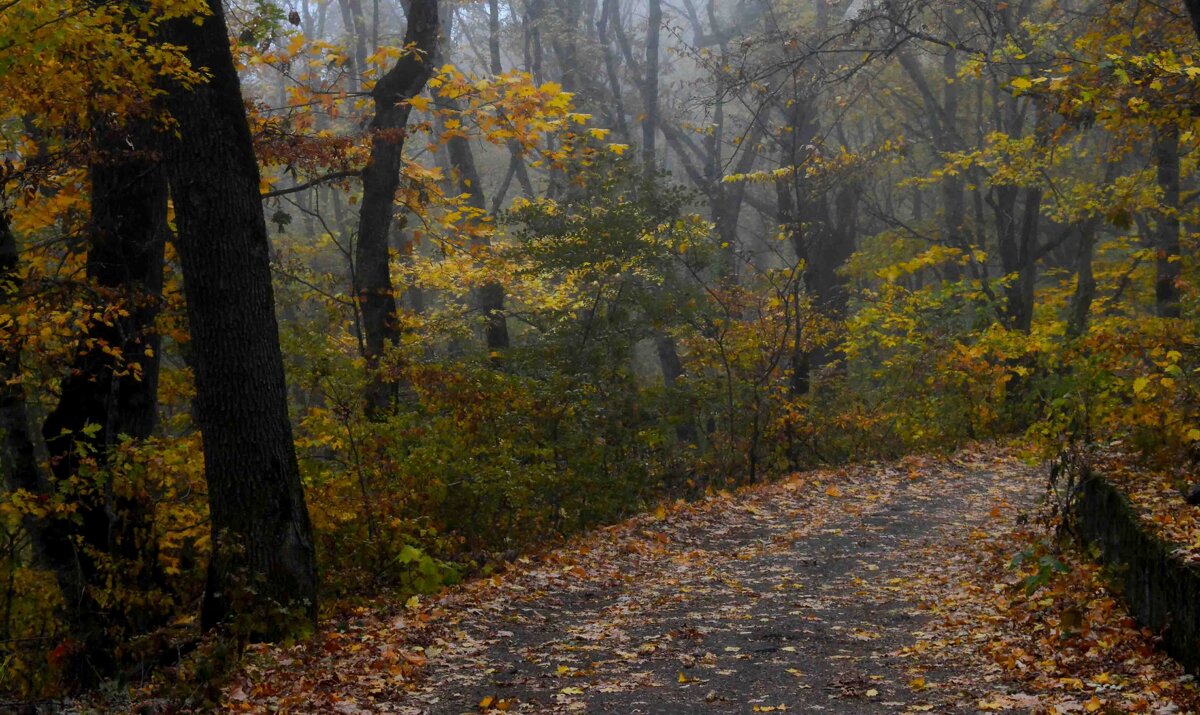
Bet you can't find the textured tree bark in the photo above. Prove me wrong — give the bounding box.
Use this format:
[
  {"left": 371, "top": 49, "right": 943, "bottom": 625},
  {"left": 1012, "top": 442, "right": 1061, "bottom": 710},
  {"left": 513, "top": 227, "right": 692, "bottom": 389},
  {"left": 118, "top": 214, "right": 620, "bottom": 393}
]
[
  {"left": 1154, "top": 124, "right": 1182, "bottom": 319},
  {"left": 356, "top": 0, "right": 438, "bottom": 415},
  {"left": 162, "top": 0, "right": 317, "bottom": 636},
  {"left": 37, "top": 123, "right": 168, "bottom": 684}
]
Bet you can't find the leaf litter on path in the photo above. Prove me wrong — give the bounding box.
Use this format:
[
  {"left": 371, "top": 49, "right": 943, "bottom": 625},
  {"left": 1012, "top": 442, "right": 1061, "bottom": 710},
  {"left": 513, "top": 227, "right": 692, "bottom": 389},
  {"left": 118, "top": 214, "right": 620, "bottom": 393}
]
[{"left": 217, "top": 445, "right": 1200, "bottom": 713}]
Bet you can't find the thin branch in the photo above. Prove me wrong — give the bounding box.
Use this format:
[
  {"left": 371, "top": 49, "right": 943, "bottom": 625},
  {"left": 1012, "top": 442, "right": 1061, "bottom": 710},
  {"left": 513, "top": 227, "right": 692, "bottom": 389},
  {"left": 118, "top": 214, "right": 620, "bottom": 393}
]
[{"left": 262, "top": 169, "right": 361, "bottom": 198}]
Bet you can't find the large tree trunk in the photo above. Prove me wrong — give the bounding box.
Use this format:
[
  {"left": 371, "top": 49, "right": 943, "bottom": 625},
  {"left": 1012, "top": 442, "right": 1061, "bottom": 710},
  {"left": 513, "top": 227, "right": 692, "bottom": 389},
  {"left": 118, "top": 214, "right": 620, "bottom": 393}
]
[
  {"left": 162, "top": 0, "right": 317, "bottom": 637},
  {"left": 38, "top": 122, "right": 168, "bottom": 685},
  {"left": 1154, "top": 124, "right": 1182, "bottom": 318},
  {"left": 355, "top": 0, "right": 439, "bottom": 415}
]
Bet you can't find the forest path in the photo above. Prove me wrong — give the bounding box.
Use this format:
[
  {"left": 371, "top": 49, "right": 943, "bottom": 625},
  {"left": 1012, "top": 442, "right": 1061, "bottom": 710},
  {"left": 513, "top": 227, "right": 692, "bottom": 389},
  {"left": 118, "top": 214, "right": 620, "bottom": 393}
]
[
  {"left": 230, "top": 447, "right": 1053, "bottom": 713},
  {"left": 400, "top": 450, "right": 1038, "bottom": 714}
]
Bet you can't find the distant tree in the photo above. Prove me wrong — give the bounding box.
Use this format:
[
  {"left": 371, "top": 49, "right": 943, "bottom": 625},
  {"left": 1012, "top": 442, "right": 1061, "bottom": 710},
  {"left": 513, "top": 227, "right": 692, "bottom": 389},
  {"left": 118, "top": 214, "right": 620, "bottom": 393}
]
[
  {"left": 1185, "top": 0, "right": 1200, "bottom": 42},
  {"left": 356, "top": 0, "right": 439, "bottom": 415}
]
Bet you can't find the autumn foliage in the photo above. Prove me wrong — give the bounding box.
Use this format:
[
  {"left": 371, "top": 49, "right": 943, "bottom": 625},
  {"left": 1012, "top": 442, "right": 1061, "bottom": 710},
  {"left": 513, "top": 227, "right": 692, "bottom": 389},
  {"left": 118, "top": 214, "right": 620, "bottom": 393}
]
[{"left": 1, "top": 0, "right": 1200, "bottom": 705}]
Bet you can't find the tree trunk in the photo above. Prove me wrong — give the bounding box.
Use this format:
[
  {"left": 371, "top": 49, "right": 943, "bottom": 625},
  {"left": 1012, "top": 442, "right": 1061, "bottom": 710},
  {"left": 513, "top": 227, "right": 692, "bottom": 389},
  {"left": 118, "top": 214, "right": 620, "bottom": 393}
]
[
  {"left": 485, "top": 0, "right": 535, "bottom": 209},
  {"left": 439, "top": 7, "right": 509, "bottom": 355},
  {"left": 356, "top": 0, "right": 439, "bottom": 415},
  {"left": 801, "top": 182, "right": 857, "bottom": 382},
  {"left": 994, "top": 182, "right": 1038, "bottom": 330},
  {"left": 1013, "top": 186, "right": 1041, "bottom": 333},
  {"left": 488, "top": 0, "right": 503, "bottom": 73},
  {"left": 596, "top": 0, "right": 631, "bottom": 142},
  {"left": 162, "top": 0, "right": 317, "bottom": 637},
  {"left": 37, "top": 122, "right": 168, "bottom": 684},
  {"left": 1154, "top": 124, "right": 1182, "bottom": 318},
  {"left": 1185, "top": 0, "right": 1200, "bottom": 44},
  {"left": 336, "top": 0, "right": 369, "bottom": 92},
  {"left": 445, "top": 121, "right": 509, "bottom": 354},
  {"left": 642, "top": 0, "right": 661, "bottom": 174},
  {"left": 0, "top": 213, "right": 42, "bottom": 533},
  {"left": 1067, "top": 221, "right": 1098, "bottom": 338},
  {"left": 775, "top": 162, "right": 809, "bottom": 397}
]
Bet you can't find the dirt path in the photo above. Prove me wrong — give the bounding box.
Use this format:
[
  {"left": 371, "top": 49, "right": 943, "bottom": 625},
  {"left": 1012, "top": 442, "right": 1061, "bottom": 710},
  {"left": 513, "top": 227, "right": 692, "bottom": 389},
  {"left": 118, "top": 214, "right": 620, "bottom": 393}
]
[
  {"left": 229, "top": 448, "right": 1058, "bottom": 713},
  {"left": 393, "top": 452, "right": 1037, "bottom": 714}
]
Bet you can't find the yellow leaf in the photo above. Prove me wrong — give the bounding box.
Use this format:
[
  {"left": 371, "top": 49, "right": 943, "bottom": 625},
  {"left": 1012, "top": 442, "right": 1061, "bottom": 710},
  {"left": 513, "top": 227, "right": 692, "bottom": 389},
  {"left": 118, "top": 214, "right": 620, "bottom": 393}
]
[
  {"left": 479, "top": 695, "right": 494, "bottom": 709},
  {"left": 1011, "top": 76, "right": 1033, "bottom": 91},
  {"left": 1084, "top": 696, "right": 1102, "bottom": 713},
  {"left": 825, "top": 485, "right": 843, "bottom": 498}
]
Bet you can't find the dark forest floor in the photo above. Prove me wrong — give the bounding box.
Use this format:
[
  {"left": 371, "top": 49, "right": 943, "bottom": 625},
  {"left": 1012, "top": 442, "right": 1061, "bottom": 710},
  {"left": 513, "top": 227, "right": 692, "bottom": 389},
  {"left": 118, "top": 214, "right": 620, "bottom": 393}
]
[{"left": 216, "top": 447, "right": 1200, "bottom": 714}]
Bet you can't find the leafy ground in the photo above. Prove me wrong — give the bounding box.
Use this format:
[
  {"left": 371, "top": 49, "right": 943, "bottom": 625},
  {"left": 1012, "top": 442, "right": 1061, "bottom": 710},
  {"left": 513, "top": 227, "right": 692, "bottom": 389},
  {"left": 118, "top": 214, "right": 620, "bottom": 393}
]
[
  {"left": 210, "top": 446, "right": 1199, "bottom": 713},
  {"left": 1080, "top": 449, "right": 1200, "bottom": 566}
]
